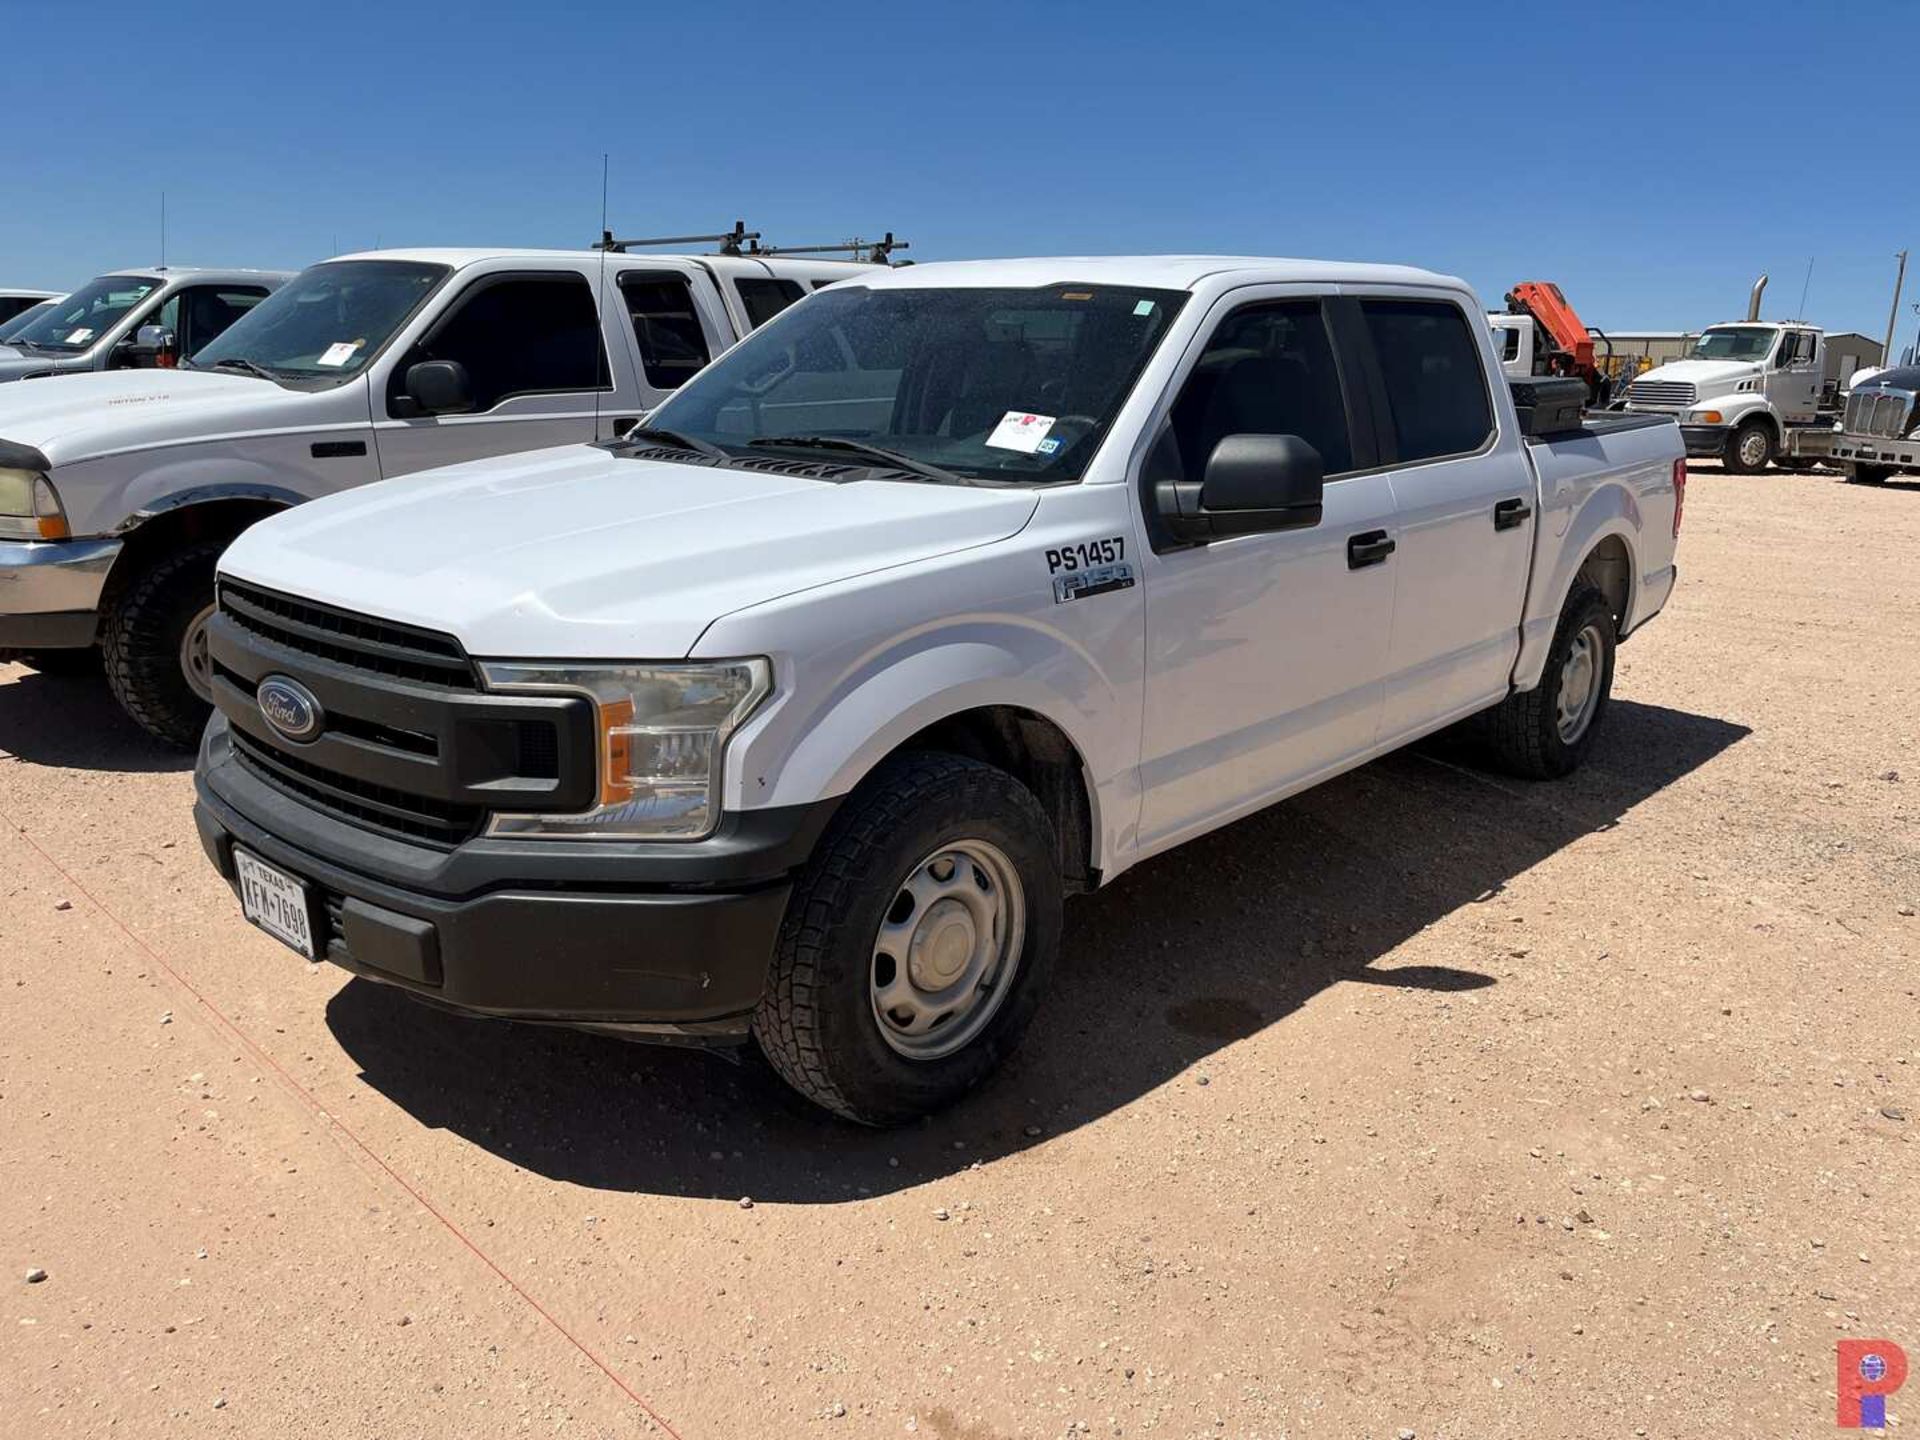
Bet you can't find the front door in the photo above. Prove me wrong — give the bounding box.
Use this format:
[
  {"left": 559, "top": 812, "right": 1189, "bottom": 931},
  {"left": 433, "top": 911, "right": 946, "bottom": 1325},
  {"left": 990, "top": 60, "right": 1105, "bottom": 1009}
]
[
  {"left": 1765, "top": 328, "right": 1821, "bottom": 423},
  {"left": 1136, "top": 292, "right": 1399, "bottom": 851},
  {"left": 370, "top": 270, "right": 611, "bottom": 478}
]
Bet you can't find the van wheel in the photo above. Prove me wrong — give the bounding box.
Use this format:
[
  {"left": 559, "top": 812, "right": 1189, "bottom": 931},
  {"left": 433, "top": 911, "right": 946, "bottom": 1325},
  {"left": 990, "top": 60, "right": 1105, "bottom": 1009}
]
[
  {"left": 102, "top": 540, "right": 225, "bottom": 748},
  {"left": 1846, "top": 463, "right": 1892, "bottom": 485},
  {"left": 753, "top": 753, "right": 1062, "bottom": 1126},
  {"left": 1724, "top": 419, "right": 1774, "bottom": 473},
  {"left": 1481, "top": 585, "right": 1616, "bottom": 780}
]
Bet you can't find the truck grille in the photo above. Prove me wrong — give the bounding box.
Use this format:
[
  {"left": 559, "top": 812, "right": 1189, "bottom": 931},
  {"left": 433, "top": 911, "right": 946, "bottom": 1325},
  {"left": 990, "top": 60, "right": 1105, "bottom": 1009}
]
[
  {"left": 1625, "top": 380, "right": 1697, "bottom": 409},
  {"left": 209, "top": 580, "right": 596, "bottom": 849},
  {"left": 1842, "top": 387, "right": 1915, "bottom": 439}
]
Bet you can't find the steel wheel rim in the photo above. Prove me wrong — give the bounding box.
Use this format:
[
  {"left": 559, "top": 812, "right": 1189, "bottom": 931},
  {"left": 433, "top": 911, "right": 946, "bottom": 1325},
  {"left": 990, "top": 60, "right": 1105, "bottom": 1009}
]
[
  {"left": 1739, "top": 428, "right": 1769, "bottom": 468},
  {"left": 1556, "top": 622, "right": 1605, "bottom": 744},
  {"left": 180, "top": 603, "right": 216, "bottom": 704},
  {"left": 870, "top": 837, "right": 1026, "bottom": 1061}
]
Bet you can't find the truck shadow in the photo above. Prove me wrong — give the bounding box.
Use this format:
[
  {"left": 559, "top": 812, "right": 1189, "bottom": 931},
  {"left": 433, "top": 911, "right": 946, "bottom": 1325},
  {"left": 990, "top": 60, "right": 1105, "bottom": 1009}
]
[
  {"left": 0, "top": 662, "right": 193, "bottom": 773},
  {"left": 325, "top": 698, "right": 1749, "bottom": 1203}
]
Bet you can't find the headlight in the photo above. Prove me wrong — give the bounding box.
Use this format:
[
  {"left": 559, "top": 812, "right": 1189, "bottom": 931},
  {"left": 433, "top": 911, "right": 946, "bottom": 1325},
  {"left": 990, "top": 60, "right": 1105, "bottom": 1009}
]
[
  {"left": 1688, "top": 409, "right": 1724, "bottom": 425},
  {"left": 478, "top": 659, "right": 771, "bottom": 840},
  {"left": 0, "top": 467, "right": 69, "bottom": 540}
]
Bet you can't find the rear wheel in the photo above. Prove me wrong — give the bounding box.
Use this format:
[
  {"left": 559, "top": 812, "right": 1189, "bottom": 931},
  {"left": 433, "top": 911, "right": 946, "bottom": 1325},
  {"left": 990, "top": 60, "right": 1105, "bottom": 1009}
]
[
  {"left": 1724, "top": 418, "right": 1775, "bottom": 474},
  {"left": 753, "top": 752, "right": 1062, "bottom": 1125},
  {"left": 1846, "top": 463, "right": 1893, "bottom": 485},
  {"left": 102, "top": 540, "right": 224, "bottom": 748},
  {"left": 1481, "top": 585, "right": 1616, "bottom": 780}
]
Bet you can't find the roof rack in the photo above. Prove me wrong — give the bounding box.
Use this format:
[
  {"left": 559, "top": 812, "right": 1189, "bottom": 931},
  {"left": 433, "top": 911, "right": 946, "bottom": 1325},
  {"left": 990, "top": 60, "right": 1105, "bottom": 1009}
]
[
  {"left": 595, "top": 221, "right": 760, "bottom": 256},
  {"left": 593, "top": 222, "right": 909, "bottom": 265}
]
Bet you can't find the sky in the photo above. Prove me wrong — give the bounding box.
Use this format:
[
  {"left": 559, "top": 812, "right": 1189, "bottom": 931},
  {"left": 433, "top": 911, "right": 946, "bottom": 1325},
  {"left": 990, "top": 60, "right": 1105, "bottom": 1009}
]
[{"left": 6, "top": 0, "right": 1917, "bottom": 349}]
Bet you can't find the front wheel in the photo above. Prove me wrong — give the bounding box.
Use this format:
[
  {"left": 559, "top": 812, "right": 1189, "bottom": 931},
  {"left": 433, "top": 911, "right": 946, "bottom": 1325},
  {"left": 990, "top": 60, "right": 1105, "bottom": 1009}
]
[
  {"left": 753, "top": 753, "right": 1062, "bottom": 1126},
  {"left": 1481, "top": 585, "right": 1617, "bottom": 780},
  {"left": 1724, "top": 419, "right": 1775, "bottom": 474},
  {"left": 102, "top": 540, "right": 224, "bottom": 748}
]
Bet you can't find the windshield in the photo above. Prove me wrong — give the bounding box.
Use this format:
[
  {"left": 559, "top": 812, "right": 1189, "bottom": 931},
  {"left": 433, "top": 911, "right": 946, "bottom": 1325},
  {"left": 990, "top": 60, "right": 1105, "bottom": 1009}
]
[
  {"left": 1689, "top": 326, "right": 1778, "bottom": 362},
  {"left": 10, "top": 276, "right": 162, "bottom": 351},
  {"left": 187, "top": 260, "right": 448, "bottom": 378},
  {"left": 649, "top": 283, "right": 1188, "bottom": 483},
  {"left": 0, "top": 300, "right": 57, "bottom": 343}
]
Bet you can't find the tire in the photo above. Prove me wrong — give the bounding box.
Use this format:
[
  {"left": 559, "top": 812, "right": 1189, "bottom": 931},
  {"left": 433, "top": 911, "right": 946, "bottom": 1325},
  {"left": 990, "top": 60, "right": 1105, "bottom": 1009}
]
[
  {"left": 753, "top": 752, "right": 1063, "bottom": 1126},
  {"left": 1723, "top": 418, "right": 1774, "bottom": 474},
  {"left": 1846, "top": 463, "right": 1893, "bottom": 485},
  {"left": 101, "top": 539, "right": 225, "bottom": 748},
  {"left": 1481, "top": 585, "right": 1617, "bottom": 780}
]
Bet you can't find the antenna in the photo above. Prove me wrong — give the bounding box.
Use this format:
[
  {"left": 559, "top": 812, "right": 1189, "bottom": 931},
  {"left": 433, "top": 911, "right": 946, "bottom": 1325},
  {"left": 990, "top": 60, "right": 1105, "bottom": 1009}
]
[
  {"left": 593, "top": 154, "right": 610, "bottom": 439},
  {"left": 1796, "top": 255, "right": 1814, "bottom": 319},
  {"left": 159, "top": 192, "right": 167, "bottom": 270}
]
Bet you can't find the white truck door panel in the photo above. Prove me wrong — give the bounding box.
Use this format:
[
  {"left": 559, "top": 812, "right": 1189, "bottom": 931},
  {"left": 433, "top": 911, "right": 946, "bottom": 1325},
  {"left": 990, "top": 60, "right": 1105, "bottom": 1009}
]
[
  {"left": 1767, "top": 329, "right": 1821, "bottom": 423},
  {"left": 610, "top": 264, "right": 738, "bottom": 416},
  {"left": 370, "top": 268, "right": 616, "bottom": 479},
  {"left": 1351, "top": 294, "right": 1532, "bottom": 737},
  {"left": 1136, "top": 292, "right": 1397, "bottom": 849}
]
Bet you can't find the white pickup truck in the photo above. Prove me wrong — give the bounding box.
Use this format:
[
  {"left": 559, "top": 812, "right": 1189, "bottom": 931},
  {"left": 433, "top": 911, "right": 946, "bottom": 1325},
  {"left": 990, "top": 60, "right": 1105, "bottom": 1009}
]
[
  {"left": 0, "top": 245, "right": 881, "bottom": 743},
  {"left": 192, "top": 256, "right": 1685, "bottom": 1124},
  {"left": 0, "top": 268, "right": 290, "bottom": 381}
]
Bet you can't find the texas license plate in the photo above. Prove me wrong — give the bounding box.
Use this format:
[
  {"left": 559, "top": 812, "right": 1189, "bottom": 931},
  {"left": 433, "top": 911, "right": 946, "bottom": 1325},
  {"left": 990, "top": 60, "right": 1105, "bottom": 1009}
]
[{"left": 234, "top": 849, "right": 317, "bottom": 960}]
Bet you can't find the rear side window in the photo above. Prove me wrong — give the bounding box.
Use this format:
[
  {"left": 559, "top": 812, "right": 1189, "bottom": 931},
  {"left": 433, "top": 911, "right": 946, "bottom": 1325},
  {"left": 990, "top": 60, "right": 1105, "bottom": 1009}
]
[
  {"left": 620, "top": 273, "right": 711, "bottom": 391},
  {"left": 1164, "top": 300, "right": 1355, "bottom": 479},
  {"left": 734, "top": 277, "right": 805, "bottom": 328},
  {"left": 395, "top": 273, "right": 606, "bottom": 412},
  {"left": 1360, "top": 299, "right": 1494, "bottom": 463}
]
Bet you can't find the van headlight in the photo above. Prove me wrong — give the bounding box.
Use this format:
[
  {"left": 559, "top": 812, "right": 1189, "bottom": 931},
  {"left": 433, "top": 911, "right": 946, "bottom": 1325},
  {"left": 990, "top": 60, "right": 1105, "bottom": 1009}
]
[
  {"left": 0, "top": 468, "right": 70, "bottom": 540},
  {"left": 479, "top": 659, "right": 771, "bottom": 840}
]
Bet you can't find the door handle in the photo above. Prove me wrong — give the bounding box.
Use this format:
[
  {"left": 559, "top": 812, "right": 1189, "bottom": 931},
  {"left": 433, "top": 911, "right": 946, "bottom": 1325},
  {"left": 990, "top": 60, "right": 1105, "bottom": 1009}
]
[
  {"left": 1494, "top": 498, "right": 1532, "bottom": 530},
  {"left": 1347, "top": 530, "right": 1396, "bottom": 569}
]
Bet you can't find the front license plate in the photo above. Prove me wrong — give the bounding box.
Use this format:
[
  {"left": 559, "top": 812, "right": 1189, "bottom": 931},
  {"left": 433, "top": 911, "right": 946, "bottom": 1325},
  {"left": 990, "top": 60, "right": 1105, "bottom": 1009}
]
[{"left": 235, "top": 849, "right": 317, "bottom": 960}]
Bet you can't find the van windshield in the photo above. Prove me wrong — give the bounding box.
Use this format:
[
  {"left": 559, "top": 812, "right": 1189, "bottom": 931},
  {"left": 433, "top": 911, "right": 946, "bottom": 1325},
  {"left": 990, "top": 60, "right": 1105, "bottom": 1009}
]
[
  {"left": 649, "top": 283, "right": 1188, "bottom": 483},
  {"left": 9, "top": 276, "right": 162, "bottom": 351},
  {"left": 1689, "top": 326, "right": 1777, "bottom": 362},
  {"left": 187, "top": 260, "right": 448, "bottom": 379}
]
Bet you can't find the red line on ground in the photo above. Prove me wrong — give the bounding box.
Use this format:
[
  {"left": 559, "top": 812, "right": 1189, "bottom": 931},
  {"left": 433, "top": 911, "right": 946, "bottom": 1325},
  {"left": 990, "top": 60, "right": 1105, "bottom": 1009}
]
[{"left": 2, "top": 808, "right": 686, "bottom": 1440}]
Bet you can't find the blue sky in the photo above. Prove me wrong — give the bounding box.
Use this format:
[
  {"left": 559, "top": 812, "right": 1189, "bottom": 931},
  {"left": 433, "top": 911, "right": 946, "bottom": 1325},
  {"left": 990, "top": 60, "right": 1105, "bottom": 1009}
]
[{"left": 7, "top": 0, "right": 1916, "bottom": 346}]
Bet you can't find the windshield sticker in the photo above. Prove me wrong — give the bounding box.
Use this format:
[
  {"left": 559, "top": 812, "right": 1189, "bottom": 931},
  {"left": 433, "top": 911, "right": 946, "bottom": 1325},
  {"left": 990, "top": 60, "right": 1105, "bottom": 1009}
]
[
  {"left": 1036, "top": 437, "right": 1062, "bottom": 456},
  {"left": 1133, "top": 300, "right": 1156, "bottom": 317},
  {"left": 316, "top": 340, "right": 363, "bottom": 368},
  {"left": 67, "top": 327, "right": 94, "bottom": 345},
  {"left": 986, "top": 411, "right": 1056, "bottom": 453}
]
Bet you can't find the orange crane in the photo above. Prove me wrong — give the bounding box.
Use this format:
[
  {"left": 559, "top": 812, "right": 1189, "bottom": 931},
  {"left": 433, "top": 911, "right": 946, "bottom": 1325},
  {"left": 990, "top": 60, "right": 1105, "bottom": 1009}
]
[{"left": 1504, "top": 281, "right": 1614, "bottom": 405}]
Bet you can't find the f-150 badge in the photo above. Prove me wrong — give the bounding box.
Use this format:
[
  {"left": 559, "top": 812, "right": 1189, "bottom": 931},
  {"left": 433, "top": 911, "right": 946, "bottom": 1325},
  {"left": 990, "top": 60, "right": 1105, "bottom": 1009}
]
[{"left": 1053, "top": 561, "right": 1136, "bottom": 604}]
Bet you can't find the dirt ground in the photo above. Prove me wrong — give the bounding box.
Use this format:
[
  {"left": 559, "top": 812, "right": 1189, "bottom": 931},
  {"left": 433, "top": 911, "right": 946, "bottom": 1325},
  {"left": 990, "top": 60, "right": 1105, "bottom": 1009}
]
[{"left": 3, "top": 460, "right": 1917, "bottom": 1440}]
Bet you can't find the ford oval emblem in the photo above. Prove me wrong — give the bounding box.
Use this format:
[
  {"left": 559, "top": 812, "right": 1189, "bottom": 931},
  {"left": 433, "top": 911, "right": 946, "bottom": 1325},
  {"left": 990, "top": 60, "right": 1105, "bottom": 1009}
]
[{"left": 257, "top": 675, "right": 324, "bottom": 744}]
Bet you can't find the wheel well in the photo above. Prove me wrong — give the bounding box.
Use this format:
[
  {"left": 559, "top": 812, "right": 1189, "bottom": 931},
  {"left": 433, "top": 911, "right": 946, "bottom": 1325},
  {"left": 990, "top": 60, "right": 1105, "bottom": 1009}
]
[
  {"left": 1738, "top": 410, "right": 1780, "bottom": 439},
  {"left": 1576, "top": 535, "right": 1632, "bottom": 633},
  {"left": 892, "top": 705, "right": 1097, "bottom": 892},
  {"left": 100, "top": 499, "right": 286, "bottom": 610}
]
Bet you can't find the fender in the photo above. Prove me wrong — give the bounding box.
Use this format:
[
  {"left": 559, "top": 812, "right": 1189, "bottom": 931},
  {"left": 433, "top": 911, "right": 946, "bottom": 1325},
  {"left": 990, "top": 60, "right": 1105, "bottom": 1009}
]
[
  {"left": 728, "top": 629, "right": 1123, "bottom": 871},
  {"left": 1512, "top": 485, "right": 1640, "bottom": 692},
  {"left": 112, "top": 478, "right": 306, "bottom": 535},
  {"left": 113, "top": 455, "right": 311, "bottom": 532},
  {"left": 1702, "top": 393, "right": 1779, "bottom": 432}
]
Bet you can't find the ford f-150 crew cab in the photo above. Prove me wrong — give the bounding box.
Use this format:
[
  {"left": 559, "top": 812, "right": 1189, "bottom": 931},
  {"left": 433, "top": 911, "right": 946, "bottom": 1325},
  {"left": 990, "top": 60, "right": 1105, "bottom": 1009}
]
[
  {"left": 192, "top": 256, "right": 1685, "bottom": 1124},
  {"left": 0, "top": 245, "right": 881, "bottom": 744}
]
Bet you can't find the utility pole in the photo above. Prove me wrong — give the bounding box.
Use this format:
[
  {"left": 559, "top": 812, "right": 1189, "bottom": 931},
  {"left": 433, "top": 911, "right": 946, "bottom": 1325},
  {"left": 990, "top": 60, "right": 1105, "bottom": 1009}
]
[{"left": 1884, "top": 250, "right": 1908, "bottom": 366}]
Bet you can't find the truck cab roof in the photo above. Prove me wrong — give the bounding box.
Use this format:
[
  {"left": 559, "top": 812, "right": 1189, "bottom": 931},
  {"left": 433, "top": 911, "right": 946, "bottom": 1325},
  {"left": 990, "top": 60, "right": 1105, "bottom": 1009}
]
[{"left": 842, "top": 254, "right": 1469, "bottom": 294}]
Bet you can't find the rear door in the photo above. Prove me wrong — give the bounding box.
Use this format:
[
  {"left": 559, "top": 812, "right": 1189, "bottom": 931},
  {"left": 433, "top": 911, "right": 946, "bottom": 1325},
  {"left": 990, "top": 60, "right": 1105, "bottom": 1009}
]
[
  {"left": 612, "top": 265, "right": 736, "bottom": 416},
  {"left": 370, "top": 267, "right": 611, "bottom": 477},
  {"left": 1349, "top": 292, "right": 1535, "bottom": 739},
  {"left": 1135, "top": 289, "right": 1399, "bottom": 850}
]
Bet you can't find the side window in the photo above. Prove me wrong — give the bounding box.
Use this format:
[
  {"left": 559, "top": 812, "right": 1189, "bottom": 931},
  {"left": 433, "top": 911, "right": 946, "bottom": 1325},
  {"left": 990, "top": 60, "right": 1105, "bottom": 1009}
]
[
  {"left": 1495, "top": 325, "right": 1521, "bottom": 363},
  {"left": 179, "top": 286, "right": 269, "bottom": 357},
  {"left": 619, "top": 273, "right": 712, "bottom": 391},
  {"left": 734, "top": 277, "right": 806, "bottom": 329},
  {"left": 1162, "top": 299, "right": 1354, "bottom": 481},
  {"left": 392, "top": 274, "right": 605, "bottom": 412},
  {"left": 1359, "top": 299, "right": 1494, "bottom": 463}
]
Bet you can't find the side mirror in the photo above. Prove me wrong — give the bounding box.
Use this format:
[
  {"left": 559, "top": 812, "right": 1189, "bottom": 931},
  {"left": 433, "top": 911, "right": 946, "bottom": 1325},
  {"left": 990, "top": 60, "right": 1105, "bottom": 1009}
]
[
  {"left": 1154, "top": 433, "right": 1324, "bottom": 543},
  {"left": 400, "top": 359, "right": 473, "bottom": 416},
  {"left": 119, "top": 325, "right": 178, "bottom": 368}
]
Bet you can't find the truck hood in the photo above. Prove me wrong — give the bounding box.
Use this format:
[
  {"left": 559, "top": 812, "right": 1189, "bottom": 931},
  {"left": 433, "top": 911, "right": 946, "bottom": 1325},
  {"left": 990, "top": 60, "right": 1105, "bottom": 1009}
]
[
  {"left": 218, "top": 445, "right": 1042, "bottom": 659},
  {"left": 0, "top": 367, "right": 281, "bottom": 462},
  {"left": 1636, "top": 359, "right": 1760, "bottom": 389}
]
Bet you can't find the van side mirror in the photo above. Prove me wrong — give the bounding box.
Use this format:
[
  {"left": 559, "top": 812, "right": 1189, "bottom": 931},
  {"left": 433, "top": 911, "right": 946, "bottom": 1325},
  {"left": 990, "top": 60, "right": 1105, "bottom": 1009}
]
[
  {"left": 399, "top": 359, "right": 473, "bottom": 416},
  {"left": 1154, "top": 433, "right": 1324, "bottom": 543}
]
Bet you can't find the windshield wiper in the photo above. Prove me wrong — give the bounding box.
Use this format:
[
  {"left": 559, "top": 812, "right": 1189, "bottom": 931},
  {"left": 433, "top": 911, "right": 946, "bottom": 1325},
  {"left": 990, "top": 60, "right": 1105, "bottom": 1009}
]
[
  {"left": 4, "top": 338, "right": 44, "bottom": 352},
  {"left": 748, "top": 435, "right": 966, "bottom": 484},
  {"left": 199, "top": 357, "right": 284, "bottom": 380},
  {"left": 621, "top": 425, "right": 730, "bottom": 461}
]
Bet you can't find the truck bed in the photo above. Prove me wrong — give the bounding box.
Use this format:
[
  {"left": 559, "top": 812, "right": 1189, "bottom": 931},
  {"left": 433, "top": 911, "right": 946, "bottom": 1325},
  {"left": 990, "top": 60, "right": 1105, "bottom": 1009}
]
[{"left": 1525, "top": 412, "right": 1676, "bottom": 445}]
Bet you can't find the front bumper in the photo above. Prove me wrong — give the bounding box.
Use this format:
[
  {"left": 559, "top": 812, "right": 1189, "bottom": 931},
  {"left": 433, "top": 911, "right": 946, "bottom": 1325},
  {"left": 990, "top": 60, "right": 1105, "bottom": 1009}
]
[
  {"left": 0, "top": 537, "right": 121, "bottom": 648},
  {"left": 1831, "top": 432, "right": 1920, "bottom": 471},
  {"left": 1679, "top": 424, "right": 1730, "bottom": 457},
  {"left": 195, "top": 714, "right": 835, "bottom": 1043}
]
